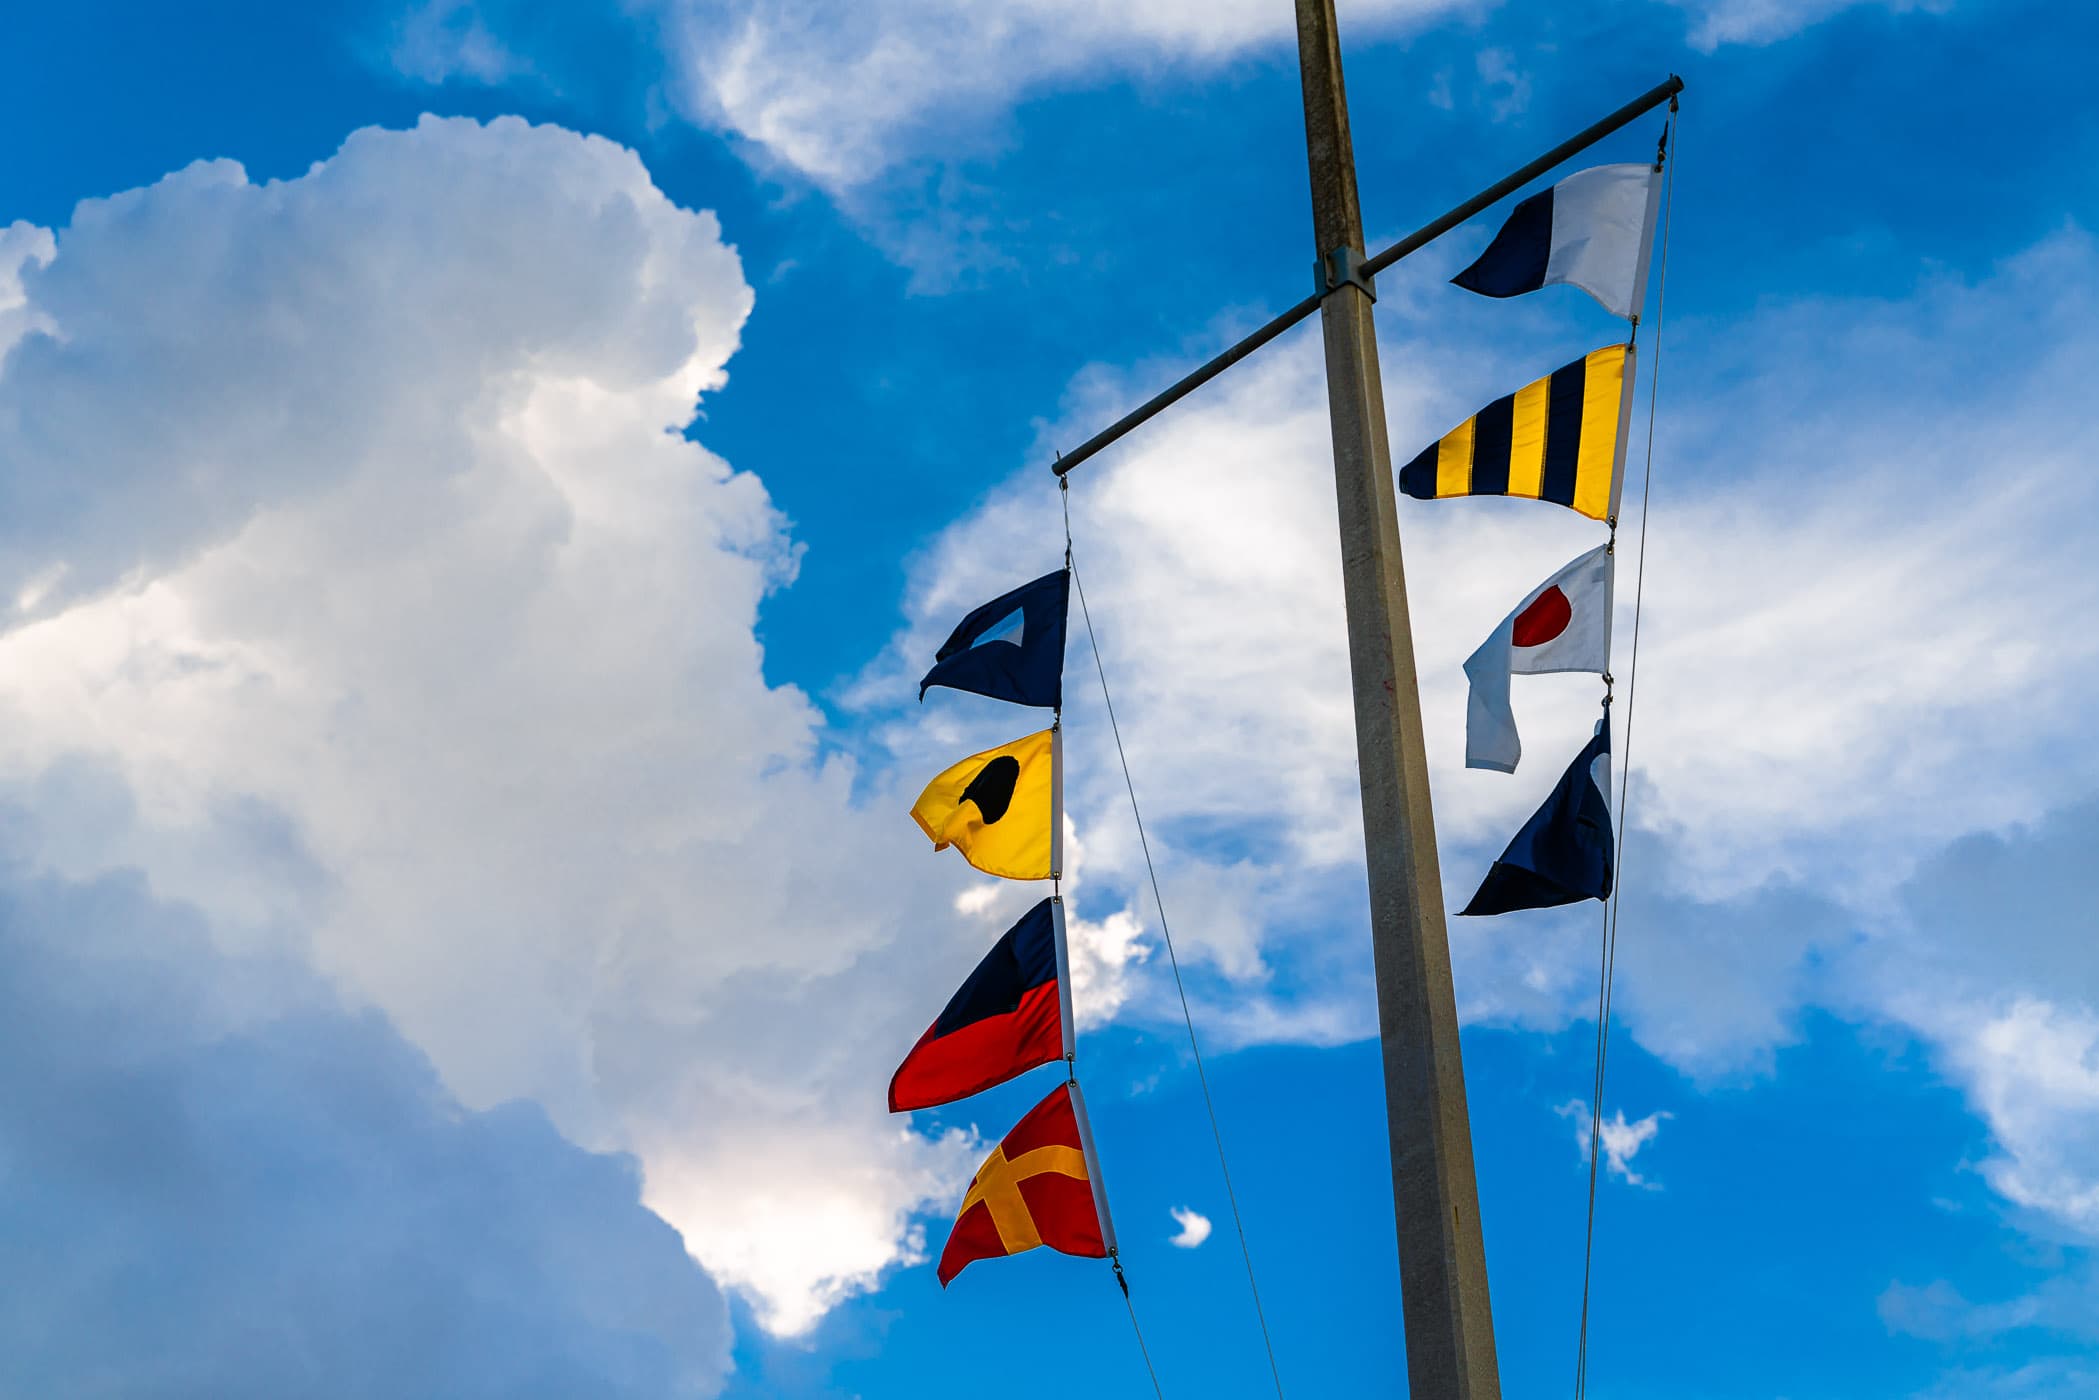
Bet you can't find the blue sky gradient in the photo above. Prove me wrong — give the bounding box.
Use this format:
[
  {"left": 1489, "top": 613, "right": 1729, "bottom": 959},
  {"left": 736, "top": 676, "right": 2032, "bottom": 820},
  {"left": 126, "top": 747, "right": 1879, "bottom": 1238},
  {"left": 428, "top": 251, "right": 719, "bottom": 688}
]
[{"left": 4, "top": 1, "right": 2098, "bottom": 1396}]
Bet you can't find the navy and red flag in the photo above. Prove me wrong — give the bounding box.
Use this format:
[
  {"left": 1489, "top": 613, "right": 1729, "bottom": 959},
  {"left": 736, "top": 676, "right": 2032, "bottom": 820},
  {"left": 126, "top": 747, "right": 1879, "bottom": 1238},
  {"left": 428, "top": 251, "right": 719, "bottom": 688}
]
[
  {"left": 938, "top": 1081, "right": 1111, "bottom": 1286},
  {"left": 919, "top": 569, "right": 1069, "bottom": 709},
  {"left": 890, "top": 899, "right": 1066, "bottom": 1112}
]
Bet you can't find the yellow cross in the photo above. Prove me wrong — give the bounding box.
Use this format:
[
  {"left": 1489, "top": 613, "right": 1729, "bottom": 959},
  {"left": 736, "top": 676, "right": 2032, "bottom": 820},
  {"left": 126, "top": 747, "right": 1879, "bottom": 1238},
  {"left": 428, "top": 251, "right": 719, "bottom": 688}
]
[{"left": 960, "top": 1144, "right": 1089, "bottom": 1254}]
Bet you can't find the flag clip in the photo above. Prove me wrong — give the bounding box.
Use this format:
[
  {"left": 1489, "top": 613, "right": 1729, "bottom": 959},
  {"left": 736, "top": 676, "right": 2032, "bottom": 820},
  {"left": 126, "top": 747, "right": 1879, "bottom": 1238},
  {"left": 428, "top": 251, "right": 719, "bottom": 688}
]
[{"left": 1315, "top": 245, "right": 1376, "bottom": 302}]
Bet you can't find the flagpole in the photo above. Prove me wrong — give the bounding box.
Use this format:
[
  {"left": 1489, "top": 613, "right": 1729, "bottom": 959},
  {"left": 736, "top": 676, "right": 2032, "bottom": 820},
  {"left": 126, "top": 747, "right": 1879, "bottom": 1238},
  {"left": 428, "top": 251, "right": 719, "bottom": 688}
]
[
  {"left": 1067, "top": 1077, "right": 1120, "bottom": 1257},
  {"left": 1050, "top": 716, "right": 1065, "bottom": 882},
  {"left": 1294, "top": 2, "right": 1501, "bottom": 1395}
]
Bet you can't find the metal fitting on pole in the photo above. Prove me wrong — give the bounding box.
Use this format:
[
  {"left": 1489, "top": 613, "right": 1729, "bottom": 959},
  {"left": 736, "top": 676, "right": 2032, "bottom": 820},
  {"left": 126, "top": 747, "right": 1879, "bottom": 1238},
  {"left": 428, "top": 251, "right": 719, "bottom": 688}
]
[{"left": 1317, "top": 245, "right": 1377, "bottom": 301}]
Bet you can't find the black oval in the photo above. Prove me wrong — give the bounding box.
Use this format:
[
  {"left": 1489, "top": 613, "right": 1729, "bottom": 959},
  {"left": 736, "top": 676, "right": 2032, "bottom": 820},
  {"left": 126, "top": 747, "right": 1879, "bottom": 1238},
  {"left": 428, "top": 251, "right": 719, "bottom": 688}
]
[{"left": 959, "top": 755, "right": 1022, "bottom": 824}]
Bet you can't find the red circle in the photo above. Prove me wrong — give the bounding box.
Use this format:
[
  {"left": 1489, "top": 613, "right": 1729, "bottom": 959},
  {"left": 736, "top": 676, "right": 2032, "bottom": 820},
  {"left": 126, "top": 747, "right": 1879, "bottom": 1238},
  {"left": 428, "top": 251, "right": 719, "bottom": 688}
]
[{"left": 1512, "top": 585, "right": 1572, "bottom": 648}]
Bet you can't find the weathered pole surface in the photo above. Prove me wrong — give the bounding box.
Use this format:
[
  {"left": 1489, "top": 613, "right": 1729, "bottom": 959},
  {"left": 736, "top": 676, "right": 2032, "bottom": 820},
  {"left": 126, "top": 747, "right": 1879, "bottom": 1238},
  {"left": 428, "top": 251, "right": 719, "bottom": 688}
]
[{"left": 1293, "top": 3, "right": 1503, "bottom": 1395}]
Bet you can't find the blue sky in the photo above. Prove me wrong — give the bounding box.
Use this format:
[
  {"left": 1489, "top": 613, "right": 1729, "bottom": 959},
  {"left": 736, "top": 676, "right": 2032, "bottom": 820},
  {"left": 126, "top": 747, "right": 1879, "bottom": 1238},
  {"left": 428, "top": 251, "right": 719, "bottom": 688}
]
[{"left": 4, "top": 1, "right": 2098, "bottom": 1396}]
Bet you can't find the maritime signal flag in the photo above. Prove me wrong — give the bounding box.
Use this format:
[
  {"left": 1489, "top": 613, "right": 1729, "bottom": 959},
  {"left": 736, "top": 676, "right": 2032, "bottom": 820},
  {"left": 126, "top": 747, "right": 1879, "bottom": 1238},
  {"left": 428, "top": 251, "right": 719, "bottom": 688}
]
[
  {"left": 919, "top": 569, "right": 1070, "bottom": 709},
  {"left": 1462, "top": 714, "right": 1614, "bottom": 916},
  {"left": 1463, "top": 543, "right": 1614, "bottom": 774},
  {"left": 1398, "top": 344, "right": 1635, "bottom": 523},
  {"left": 890, "top": 898, "right": 1065, "bottom": 1112},
  {"left": 910, "top": 728, "right": 1056, "bottom": 881},
  {"left": 939, "top": 1082, "right": 1107, "bottom": 1286},
  {"left": 1452, "top": 162, "right": 1663, "bottom": 320}
]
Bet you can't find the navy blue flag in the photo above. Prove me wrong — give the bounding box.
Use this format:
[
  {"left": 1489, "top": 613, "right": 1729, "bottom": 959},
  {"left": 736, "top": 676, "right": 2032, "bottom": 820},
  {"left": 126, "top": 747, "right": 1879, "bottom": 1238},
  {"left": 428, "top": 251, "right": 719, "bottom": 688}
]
[
  {"left": 919, "top": 569, "right": 1069, "bottom": 709},
  {"left": 1461, "top": 715, "right": 1614, "bottom": 916}
]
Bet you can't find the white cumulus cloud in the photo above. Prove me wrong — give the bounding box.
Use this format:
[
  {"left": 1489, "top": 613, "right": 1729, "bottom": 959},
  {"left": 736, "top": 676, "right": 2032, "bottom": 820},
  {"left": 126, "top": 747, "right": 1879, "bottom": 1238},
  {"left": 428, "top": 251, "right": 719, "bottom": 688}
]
[
  {"left": 0, "top": 113, "right": 1016, "bottom": 1342},
  {"left": 1672, "top": 0, "right": 1951, "bottom": 51},
  {"left": 0, "top": 857, "right": 733, "bottom": 1397},
  {"left": 1941, "top": 998, "right": 2099, "bottom": 1230},
  {"left": 384, "top": 0, "right": 1965, "bottom": 192},
  {"left": 1168, "top": 1204, "right": 1214, "bottom": 1248},
  {"left": 1859, "top": 800, "right": 2099, "bottom": 1242},
  {"left": 392, "top": 0, "right": 1477, "bottom": 189},
  {"left": 1558, "top": 1101, "right": 1670, "bottom": 1189}
]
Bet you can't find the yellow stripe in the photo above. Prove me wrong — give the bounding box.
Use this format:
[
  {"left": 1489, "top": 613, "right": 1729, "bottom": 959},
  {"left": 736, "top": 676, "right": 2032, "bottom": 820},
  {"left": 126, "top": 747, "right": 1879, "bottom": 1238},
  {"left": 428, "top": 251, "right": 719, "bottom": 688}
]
[
  {"left": 1573, "top": 345, "right": 1629, "bottom": 521},
  {"left": 1007, "top": 1144, "right": 1088, "bottom": 1183},
  {"left": 958, "top": 1144, "right": 1090, "bottom": 1254},
  {"left": 1506, "top": 374, "right": 1551, "bottom": 499},
  {"left": 1434, "top": 416, "right": 1474, "bottom": 499}
]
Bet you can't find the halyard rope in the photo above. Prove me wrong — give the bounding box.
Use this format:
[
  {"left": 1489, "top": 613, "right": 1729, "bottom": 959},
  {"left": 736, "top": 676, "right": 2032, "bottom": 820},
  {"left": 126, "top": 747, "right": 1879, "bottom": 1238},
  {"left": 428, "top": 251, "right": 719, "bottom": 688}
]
[
  {"left": 1119, "top": 1259, "right": 1169, "bottom": 1400},
  {"left": 1574, "top": 99, "right": 1679, "bottom": 1400},
  {"left": 1061, "top": 478, "right": 1287, "bottom": 1400}
]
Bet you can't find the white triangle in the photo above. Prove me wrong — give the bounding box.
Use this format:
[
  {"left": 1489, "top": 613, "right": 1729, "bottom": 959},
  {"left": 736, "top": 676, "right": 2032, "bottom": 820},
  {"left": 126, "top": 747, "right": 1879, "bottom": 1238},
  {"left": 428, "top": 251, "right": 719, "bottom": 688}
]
[{"left": 976, "top": 607, "right": 1025, "bottom": 649}]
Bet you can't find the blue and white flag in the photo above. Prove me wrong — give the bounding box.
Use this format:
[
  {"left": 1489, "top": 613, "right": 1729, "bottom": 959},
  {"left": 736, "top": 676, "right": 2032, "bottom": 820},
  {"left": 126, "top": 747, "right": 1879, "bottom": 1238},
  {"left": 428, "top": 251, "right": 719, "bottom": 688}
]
[
  {"left": 1460, "top": 714, "right": 1613, "bottom": 916},
  {"left": 919, "top": 569, "right": 1070, "bottom": 709},
  {"left": 1452, "top": 163, "right": 1661, "bottom": 320}
]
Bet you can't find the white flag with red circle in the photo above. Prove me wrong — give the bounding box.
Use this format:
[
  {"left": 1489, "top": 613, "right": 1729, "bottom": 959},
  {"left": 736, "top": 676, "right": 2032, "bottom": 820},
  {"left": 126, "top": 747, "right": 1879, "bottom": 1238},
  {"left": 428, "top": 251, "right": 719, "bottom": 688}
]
[{"left": 1462, "top": 543, "right": 1615, "bottom": 773}]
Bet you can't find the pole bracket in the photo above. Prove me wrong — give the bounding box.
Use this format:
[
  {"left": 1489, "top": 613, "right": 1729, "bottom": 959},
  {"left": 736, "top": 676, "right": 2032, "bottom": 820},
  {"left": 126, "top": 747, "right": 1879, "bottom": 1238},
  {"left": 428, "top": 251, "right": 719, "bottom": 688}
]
[{"left": 1316, "top": 245, "right": 1377, "bottom": 302}]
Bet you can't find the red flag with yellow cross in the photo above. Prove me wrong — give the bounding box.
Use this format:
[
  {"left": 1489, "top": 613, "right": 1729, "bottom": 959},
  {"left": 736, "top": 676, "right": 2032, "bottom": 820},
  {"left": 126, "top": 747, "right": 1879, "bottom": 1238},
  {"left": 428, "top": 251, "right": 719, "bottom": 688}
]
[{"left": 938, "top": 1082, "right": 1117, "bottom": 1286}]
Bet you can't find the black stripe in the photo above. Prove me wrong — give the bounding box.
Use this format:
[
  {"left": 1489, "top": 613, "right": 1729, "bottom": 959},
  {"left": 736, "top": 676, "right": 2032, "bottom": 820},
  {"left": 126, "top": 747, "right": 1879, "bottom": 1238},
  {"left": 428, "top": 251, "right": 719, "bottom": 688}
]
[
  {"left": 1451, "top": 186, "right": 1554, "bottom": 299},
  {"left": 1538, "top": 353, "right": 1588, "bottom": 508},
  {"left": 1398, "top": 441, "right": 1440, "bottom": 499},
  {"left": 1469, "top": 392, "right": 1514, "bottom": 497}
]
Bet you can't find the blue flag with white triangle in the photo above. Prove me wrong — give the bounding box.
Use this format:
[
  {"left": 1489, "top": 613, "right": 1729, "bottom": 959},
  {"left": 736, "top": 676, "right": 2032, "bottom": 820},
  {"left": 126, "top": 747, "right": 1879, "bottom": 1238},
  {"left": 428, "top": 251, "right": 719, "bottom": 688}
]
[
  {"left": 919, "top": 569, "right": 1069, "bottom": 709},
  {"left": 1461, "top": 713, "right": 1614, "bottom": 916}
]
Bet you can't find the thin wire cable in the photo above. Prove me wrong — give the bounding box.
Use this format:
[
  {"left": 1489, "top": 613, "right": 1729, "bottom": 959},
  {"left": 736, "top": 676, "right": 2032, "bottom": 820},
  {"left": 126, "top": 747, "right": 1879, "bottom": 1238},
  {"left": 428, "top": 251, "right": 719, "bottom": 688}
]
[
  {"left": 1060, "top": 480, "right": 1287, "bottom": 1400},
  {"left": 1574, "top": 102, "right": 1679, "bottom": 1400},
  {"left": 1119, "top": 1263, "right": 1169, "bottom": 1399},
  {"left": 1572, "top": 891, "right": 1614, "bottom": 1400}
]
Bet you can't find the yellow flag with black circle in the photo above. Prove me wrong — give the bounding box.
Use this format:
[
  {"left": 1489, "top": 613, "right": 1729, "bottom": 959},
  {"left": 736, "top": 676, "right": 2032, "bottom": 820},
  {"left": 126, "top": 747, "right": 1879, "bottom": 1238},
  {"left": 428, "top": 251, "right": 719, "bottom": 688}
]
[{"left": 911, "top": 728, "right": 1057, "bottom": 881}]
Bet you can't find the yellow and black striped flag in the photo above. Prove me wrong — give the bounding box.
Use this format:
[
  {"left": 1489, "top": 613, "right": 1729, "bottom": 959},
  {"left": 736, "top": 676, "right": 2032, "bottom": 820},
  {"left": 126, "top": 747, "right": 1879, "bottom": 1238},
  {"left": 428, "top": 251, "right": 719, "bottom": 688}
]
[{"left": 1398, "top": 344, "right": 1635, "bottom": 523}]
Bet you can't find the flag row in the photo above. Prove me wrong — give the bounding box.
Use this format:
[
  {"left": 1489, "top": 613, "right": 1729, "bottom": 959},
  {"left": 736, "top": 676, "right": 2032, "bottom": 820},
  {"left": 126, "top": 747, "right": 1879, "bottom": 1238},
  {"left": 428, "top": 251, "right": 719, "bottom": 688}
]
[
  {"left": 1414, "top": 152, "right": 1666, "bottom": 915},
  {"left": 896, "top": 567, "right": 1119, "bottom": 1287},
  {"left": 885, "top": 147, "right": 1665, "bottom": 1301}
]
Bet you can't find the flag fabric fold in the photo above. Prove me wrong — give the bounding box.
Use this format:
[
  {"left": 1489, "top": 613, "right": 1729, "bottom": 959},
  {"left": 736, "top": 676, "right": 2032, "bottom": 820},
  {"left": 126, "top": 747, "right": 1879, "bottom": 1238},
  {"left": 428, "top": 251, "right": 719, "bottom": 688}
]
[
  {"left": 890, "top": 899, "right": 1066, "bottom": 1112},
  {"left": 909, "top": 728, "right": 1057, "bottom": 881},
  {"left": 1398, "top": 344, "right": 1635, "bottom": 522},
  {"left": 1462, "top": 714, "right": 1614, "bottom": 916},
  {"left": 1452, "top": 162, "right": 1662, "bottom": 320},
  {"left": 938, "top": 1082, "right": 1108, "bottom": 1286},
  {"left": 919, "top": 569, "right": 1070, "bottom": 709},
  {"left": 1463, "top": 543, "right": 1615, "bottom": 773}
]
